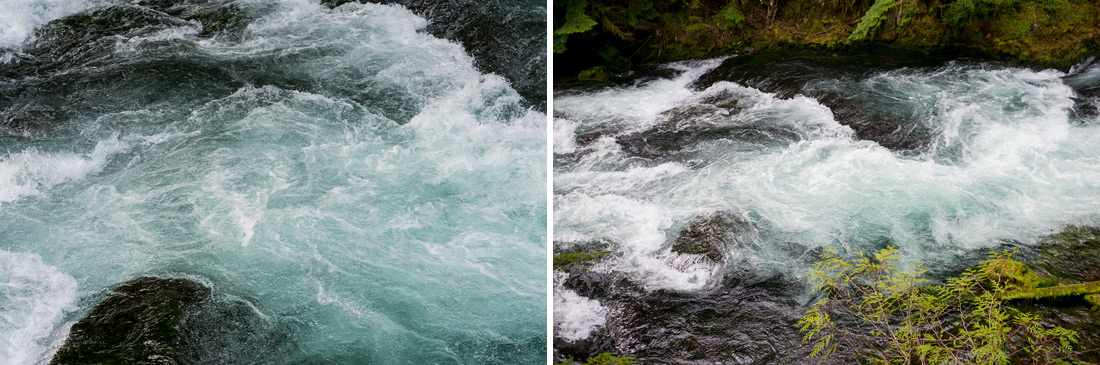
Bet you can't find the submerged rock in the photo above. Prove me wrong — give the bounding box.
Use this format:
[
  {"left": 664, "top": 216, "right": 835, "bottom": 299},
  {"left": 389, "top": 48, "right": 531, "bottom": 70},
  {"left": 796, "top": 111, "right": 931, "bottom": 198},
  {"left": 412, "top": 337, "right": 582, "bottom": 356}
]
[
  {"left": 50, "top": 276, "right": 290, "bottom": 365},
  {"left": 670, "top": 211, "right": 747, "bottom": 262}
]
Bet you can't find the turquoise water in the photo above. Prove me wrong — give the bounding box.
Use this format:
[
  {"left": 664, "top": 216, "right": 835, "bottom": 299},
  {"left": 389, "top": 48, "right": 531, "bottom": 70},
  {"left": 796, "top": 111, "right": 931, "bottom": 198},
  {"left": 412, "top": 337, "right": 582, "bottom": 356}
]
[{"left": 0, "top": 0, "right": 546, "bottom": 363}]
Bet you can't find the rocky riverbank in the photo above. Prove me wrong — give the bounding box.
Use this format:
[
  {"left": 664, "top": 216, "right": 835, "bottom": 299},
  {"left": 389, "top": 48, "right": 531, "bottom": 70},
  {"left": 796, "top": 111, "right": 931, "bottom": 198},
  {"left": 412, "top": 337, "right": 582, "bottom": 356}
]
[{"left": 553, "top": 0, "right": 1100, "bottom": 80}]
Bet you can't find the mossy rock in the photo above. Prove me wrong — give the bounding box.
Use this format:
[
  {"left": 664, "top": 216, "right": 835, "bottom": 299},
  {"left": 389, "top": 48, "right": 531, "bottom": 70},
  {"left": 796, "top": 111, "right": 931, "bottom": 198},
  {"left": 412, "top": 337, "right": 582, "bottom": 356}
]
[
  {"left": 51, "top": 277, "right": 211, "bottom": 365},
  {"left": 51, "top": 276, "right": 289, "bottom": 364},
  {"left": 578, "top": 66, "right": 612, "bottom": 82},
  {"left": 555, "top": 240, "right": 615, "bottom": 270},
  {"left": 1085, "top": 294, "right": 1100, "bottom": 311},
  {"left": 555, "top": 251, "right": 613, "bottom": 269},
  {"left": 557, "top": 352, "right": 637, "bottom": 365},
  {"left": 670, "top": 211, "right": 744, "bottom": 262},
  {"left": 1002, "top": 280, "right": 1100, "bottom": 302},
  {"left": 984, "top": 258, "right": 1056, "bottom": 290}
]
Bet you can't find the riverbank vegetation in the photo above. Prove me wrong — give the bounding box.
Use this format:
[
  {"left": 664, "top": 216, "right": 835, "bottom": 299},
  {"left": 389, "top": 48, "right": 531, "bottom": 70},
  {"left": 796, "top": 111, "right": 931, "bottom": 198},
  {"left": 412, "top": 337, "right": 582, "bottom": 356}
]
[
  {"left": 800, "top": 247, "right": 1097, "bottom": 363},
  {"left": 553, "top": 0, "right": 1100, "bottom": 79}
]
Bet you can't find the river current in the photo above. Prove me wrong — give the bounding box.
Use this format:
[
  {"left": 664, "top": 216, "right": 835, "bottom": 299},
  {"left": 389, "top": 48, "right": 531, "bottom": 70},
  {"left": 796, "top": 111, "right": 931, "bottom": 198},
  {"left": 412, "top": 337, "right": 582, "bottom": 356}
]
[
  {"left": 553, "top": 51, "right": 1100, "bottom": 363},
  {"left": 0, "top": 0, "right": 546, "bottom": 363}
]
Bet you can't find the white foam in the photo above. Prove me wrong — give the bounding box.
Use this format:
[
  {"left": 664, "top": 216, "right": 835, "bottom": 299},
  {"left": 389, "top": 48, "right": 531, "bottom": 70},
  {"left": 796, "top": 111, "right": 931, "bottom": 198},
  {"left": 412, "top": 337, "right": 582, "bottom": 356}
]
[
  {"left": 555, "top": 58, "right": 725, "bottom": 133},
  {"left": 0, "top": 0, "right": 117, "bottom": 49},
  {"left": 0, "top": 136, "right": 129, "bottom": 205},
  {"left": 553, "top": 273, "right": 607, "bottom": 341},
  {"left": 555, "top": 59, "right": 1100, "bottom": 292},
  {"left": 0, "top": 250, "right": 78, "bottom": 365},
  {"left": 553, "top": 117, "right": 577, "bottom": 154}
]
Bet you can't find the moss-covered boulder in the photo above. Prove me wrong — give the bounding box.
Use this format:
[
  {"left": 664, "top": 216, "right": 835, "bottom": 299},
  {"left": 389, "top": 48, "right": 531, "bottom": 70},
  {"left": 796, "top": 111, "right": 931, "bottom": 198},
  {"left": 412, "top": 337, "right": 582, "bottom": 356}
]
[
  {"left": 983, "top": 255, "right": 1100, "bottom": 309},
  {"left": 50, "top": 276, "right": 289, "bottom": 365},
  {"left": 670, "top": 211, "right": 744, "bottom": 262},
  {"left": 555, "top": 240, "right": 615, "bottom": 270},
  {"left": 50, "top": 277, "right": 211, "bottom": 365},
  {"left": 984, "top": 258, "right": 1057, "bottom": 290}
]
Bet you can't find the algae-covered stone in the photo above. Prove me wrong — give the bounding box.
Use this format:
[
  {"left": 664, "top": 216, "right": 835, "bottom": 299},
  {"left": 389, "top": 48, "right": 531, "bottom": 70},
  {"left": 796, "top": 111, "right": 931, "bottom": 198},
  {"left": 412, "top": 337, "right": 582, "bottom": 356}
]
[
  {"left": 50, "top": 276, "right": 289, "bottom": 365},
  {"left": 578, "top": 66, "right": 612, "bottom": 82},
  {"left": 555, "top": 240, "right": 615, "bottom": 270},
  {"left": 671, "top": 211, "right": 745, "bottom": 262},
  {"left": 984, "top": 258, "right": 1056, "bottom": 290},
  {"left": 50, "top": 277, "right": 210, "bottom": 365},
  {"left": 555, "top": 251, "right": 613, "bottom": 269}
]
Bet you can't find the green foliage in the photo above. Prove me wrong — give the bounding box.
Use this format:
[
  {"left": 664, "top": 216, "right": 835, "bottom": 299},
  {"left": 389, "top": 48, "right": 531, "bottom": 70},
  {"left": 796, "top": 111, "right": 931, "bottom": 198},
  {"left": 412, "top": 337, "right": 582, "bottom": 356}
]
[
  {"left": 943, "top": 0, "right": 977, "bottom": 27},
  {"left": 684, "top": 16, "right": 708, "bottom": 33},
  {"left": 625, "top": 0, "right": 659, "bottom": 27},
  {"left": 849, "top": 0, "right": 898, "bottom": 42},
  {"left": 555, "top": 353, "right": 636, "bottom": 365},
  {"left": 898, "top": 1, "right": 920, "bottom": 29},
  {"left": 800, "top": 247, "right": 1080, "bottom": 364},
  {"left": 577, "top": 66, "right": 612, "bottom": 81},
  {"left": 717, "top": 3, "right": 745, "bottom": 30},
  {"left": 555, "top": 0, "right": 598, "bottom": 54},
  {"left": 943, "top": 0, "right": 1032, "bottom": 28},
  {"left": 554, "top": 250, "right": 612, "bottom": 269}
]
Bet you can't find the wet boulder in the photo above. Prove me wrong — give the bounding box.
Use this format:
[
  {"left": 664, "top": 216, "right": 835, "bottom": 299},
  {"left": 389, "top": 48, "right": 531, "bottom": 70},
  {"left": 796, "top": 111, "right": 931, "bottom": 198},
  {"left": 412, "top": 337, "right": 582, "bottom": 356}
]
[
  {"left": 28, "top": 5, "right": 193, "bottom": 68},
  {"left": 670, "top": 211, "right": 747, "bottom": 262},
  {"left": 135, "top": 0, "right": 250, "bottom": 39},
  {"left": 50, "top": 276, "right": 289, "bottom": 365},
  {"left": 1033, "top": 225, "right": 1100, "bottom": 282},
  {"left": 50, "top": 277, "right": 210, "bottom": 364},
  {"left": 322, "top": 0, "right": 546, "bottom": 109}
]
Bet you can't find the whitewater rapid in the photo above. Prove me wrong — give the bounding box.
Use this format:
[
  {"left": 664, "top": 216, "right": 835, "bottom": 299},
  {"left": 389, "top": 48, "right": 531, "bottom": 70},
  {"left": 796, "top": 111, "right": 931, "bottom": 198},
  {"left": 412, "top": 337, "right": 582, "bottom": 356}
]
[
  {"left": 0, "top": 0, "right": 545, "bottom": 363},
  {"left": 553, "top": 57, "right": 1100, "bottom": 341}
]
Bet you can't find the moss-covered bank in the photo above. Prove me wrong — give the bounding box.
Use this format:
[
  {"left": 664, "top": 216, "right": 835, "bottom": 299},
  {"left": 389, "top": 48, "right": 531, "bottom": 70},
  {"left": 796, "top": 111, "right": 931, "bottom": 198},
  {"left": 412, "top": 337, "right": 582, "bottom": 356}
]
[{"left": 554, "top": 0, "right": 1100, "bottom": 79}]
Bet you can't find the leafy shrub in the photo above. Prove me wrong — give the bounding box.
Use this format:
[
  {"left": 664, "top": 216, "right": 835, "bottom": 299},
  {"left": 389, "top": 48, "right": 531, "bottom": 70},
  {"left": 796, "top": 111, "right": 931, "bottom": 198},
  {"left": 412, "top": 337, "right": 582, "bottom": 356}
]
[
  {"left": 554, "top": 0, "right": 598, "bottom": 53},
  {"left": 717, "top": 4, "right": 745, "bottom": 30},
  {"left": 799, "top": 247, "right": 1080, "bottom": 364},
  {"left": 943, "top": 0, "right": 977, "bottom": 27}
]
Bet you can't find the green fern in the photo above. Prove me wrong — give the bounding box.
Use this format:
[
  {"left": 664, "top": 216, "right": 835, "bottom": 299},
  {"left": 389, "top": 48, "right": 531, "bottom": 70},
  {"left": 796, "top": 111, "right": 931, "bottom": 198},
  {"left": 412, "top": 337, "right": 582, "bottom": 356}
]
[
  {"left": 799, "top": 247, "right": 1081, "bottom": 364},
  {"left": 554, "top": 0, "right": 598, "bottom": 53},
  {"left": 848, "top": 0, "right": 899, "bottom": 42}
]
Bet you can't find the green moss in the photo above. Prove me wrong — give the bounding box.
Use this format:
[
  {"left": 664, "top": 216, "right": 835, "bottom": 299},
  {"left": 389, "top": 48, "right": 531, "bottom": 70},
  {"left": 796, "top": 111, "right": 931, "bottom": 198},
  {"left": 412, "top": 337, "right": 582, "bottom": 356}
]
[
  {"left": 553, "top": 250, "right": 612, "bottom": 269},
  {"left": 943, "top": 0, "right": 977, "bottom": 27},
  {"left": 553, "top": 0, "right": 1098, "bottom": 79},
  {"left": 984, "top": 258, "right": 1056, "bottom": 290},
  {"left": 1085, "top": 294, "right": 1100, "bottom": 311},
  {"left": 897, "top": 1, "right": 920, "bottom": 29},
  {"left": 1002, "top": 281, "right": 1100, "bottom": 301},
  {"left": 556, "top": 353, "right": 637, "bottom": 365},
  {"left": 684, "top": 16, "right": 708, "bottom": 33}
]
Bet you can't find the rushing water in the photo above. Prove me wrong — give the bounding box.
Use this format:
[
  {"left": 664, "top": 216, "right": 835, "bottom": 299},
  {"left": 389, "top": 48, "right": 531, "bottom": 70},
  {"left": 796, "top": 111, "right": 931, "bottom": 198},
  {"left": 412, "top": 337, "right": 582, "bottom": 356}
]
[
  {"left": 552, "top": 51, "right": 1100, "bottom": 362},
  {"left": 0, "top": 0, "right": 546, "bottom": 363}
]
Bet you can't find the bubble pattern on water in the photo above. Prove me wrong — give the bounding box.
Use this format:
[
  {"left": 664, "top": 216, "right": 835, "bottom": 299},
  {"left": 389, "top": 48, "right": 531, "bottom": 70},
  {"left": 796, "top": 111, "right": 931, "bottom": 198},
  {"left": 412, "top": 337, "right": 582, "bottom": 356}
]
[{"left": 0, "top": 1, "right": 545, "bottom": 363}]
